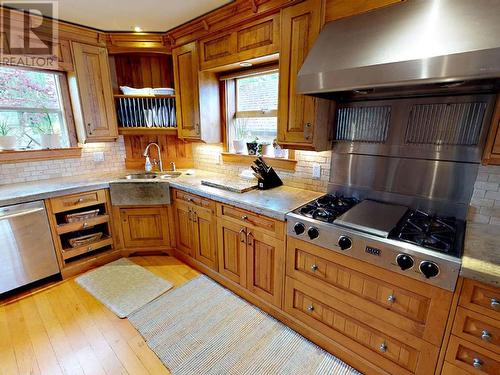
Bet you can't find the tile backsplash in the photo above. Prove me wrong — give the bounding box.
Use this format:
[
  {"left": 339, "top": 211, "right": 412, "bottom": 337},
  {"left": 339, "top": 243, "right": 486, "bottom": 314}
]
[
  {"left": 192, "top": 144, "right": 331, "bottom": 192},
  {"left": 0, "top": 137, "right": 126, "bottom": 185},
  {"left": 468, "top": 164, "right": 500, "bottom": 225}
]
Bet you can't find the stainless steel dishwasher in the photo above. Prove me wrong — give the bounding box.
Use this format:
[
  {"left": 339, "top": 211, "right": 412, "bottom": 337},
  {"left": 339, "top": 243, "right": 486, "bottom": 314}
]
[{"left": 0, "top": 200, "right": 60, "bottom": 294}]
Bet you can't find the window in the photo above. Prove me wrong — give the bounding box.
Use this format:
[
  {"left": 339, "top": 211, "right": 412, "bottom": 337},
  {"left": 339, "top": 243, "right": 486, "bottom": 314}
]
[
  {"left": 0, "top": 66, "right": 74, "bottom": 150},
  {"left": 226, "top": 70, "right": 280, "bottom": 154}
]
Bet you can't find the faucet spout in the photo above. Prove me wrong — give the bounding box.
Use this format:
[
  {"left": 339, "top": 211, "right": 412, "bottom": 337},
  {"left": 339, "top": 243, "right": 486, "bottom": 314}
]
[{"left": 143, "top": 143, "right": 163, "bottom": 172}]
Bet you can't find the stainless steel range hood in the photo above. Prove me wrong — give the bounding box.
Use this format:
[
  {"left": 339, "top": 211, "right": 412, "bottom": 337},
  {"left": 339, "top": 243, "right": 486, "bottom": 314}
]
[{"left": 297, "top": 0, "right": 500, "bottom": 95}]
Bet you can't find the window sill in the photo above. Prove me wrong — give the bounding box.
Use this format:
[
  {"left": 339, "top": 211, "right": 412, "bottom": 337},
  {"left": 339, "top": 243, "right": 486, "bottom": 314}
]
[
  {"left": 0, "top": 147, "right": 82, "bottom": 163},
  {"left": 221, "top": 152, "right": 297, "bottom": 171}
]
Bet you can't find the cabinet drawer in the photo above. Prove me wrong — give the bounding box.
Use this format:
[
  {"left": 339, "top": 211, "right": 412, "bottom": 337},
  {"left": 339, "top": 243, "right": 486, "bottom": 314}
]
[
  {"left": 217, "top": 203, "right": 284, "bottom": 239},
  {"left": 284, "top": 277, "right": 438, "bottom": 375},
  {"left": 174, "top": 189, "right": 215, "bottom": 211},
  {"left": 445, "top": 335, "right": 500, "bottom": 375},
  {"left": 460, "top": 279, "right": 500, "bottom": 321},
  {"left": 286, "top": 237, "right": 452, "bottom": 346},
  {"left": 50, "top": 190, "right": 107, "bottom": 213},
  {"left": 453, "top": 307, "right": 500, "bottom": 354}
]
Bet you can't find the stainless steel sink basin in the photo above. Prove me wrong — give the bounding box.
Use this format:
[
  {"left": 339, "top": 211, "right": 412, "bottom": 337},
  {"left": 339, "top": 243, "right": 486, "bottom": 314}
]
[
  {"left": 124, "top": 173, "right": 159, "bottom": 180},
  {"left": 122, "top": 171, "right": 182, "bottom": 180}
]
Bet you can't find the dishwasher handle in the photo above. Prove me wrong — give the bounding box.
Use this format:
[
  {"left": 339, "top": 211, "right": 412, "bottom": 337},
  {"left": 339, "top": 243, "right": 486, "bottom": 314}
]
[{"left": 0, "top": 206, "right": 45, "bottom": 220}]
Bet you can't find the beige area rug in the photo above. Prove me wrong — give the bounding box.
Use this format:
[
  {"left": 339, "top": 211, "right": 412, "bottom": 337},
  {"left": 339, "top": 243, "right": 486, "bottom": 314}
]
[
  {"left": 129, "top": 275, "right": 362, "bottom": 375},
  {"left": 75, "top": 257, "right": 173, "bottom": 318}
]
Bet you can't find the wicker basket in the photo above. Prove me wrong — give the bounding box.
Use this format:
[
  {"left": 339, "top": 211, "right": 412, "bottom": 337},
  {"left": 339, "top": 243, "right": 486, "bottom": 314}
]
[
  {"left": 68, "top": 232, "right": 103, "bottom": 248},
  {"left": 65, "top": 209, "right": 100, "bottom": 223}
]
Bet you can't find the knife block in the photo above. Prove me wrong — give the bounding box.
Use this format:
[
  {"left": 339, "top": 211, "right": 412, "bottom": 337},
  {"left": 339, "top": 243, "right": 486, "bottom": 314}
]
[{"left": 256, "top": 167, "right": 283, "bottom": 190}]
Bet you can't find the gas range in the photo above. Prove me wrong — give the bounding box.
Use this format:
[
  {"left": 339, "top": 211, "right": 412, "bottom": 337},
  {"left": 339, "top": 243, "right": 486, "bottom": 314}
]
[{"left": 286, "top": 194, "right": 464, "bottom": 291}]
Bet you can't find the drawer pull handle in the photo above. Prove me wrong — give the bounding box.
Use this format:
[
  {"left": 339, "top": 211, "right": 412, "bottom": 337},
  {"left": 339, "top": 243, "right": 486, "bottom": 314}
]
[
  {"left": 241, "top": 215, "right": 248, "bottom": 221},
  {"left": 491, "top": 298, "right": 499, "bottom": 309},
  {"left": 187, "top": 198, "right": 194, "bottom": 202},
  {"left": 311, "top": 264, "right": 318, "bottom": 272},
  {"left": 379, "top": 343, "right": 387, "bottom": 353},
  {"left": 472, "top": 358, "right": 482, "bottom": 369},
  {"left": 307, "top": 305, "right": 314, "bottom": 312},
  {"left": 481, "top": 330, "right": 492, "bottom": 341},
  {"left": 387, "top": 295, "right": 396, "bottom": 303}
]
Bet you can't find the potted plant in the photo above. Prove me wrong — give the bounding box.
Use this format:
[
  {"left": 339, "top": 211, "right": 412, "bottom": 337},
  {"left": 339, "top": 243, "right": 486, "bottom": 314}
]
[
  {"left": 232, "top": 118, "right": 247, "bottom": 154},
  {"left": 246, "top": 137, "right": 259, "bottom": 155},
  {"left": 0, "top": 121, "right": 16, "bottom": 150},
  {"left": 31, "top": 113, "right": 61, "bottom": 149}
]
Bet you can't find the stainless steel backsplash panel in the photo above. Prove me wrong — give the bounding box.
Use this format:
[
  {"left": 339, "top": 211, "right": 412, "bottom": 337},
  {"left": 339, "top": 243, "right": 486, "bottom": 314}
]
[{"left": 329, "top": 153, "right": 478, "bottom": 220}]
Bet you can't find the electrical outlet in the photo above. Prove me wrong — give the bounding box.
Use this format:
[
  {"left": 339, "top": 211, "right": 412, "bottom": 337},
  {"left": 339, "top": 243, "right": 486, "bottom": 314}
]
[
  {"left": 312, "top": 163, "right": 321, "bottom": 179},
  {"left": 93, "top": 151, "right": 105, "bottom": 162}
]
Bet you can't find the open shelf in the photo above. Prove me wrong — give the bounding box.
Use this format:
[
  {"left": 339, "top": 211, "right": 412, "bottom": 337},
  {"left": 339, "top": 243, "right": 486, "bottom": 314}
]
[
  {"left": 56, "top": 214, "right": 110, "bottom": 235},
  {"left": 118, "top": 127, "right": 178, "bottom": 136},
  {"left": 62, "top": 236, "right": 114, "bottom": 261}
]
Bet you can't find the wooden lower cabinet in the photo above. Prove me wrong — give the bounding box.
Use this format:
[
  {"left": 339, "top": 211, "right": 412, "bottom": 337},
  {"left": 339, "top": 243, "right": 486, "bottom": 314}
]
[
  {"left": 217, "top": 218, "right": 247, "bottom": 286},
  {"left": 173, "top": 190, "right": 218, "bottom": 270},
  {"left": 118, "top": 206, "right": 171, "bottom": 250}
]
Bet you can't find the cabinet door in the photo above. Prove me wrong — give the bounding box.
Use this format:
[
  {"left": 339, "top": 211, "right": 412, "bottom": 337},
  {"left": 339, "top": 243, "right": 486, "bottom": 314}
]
[
  {"left": 71, "top": 42, "right": 118, "bottom": 141},
  {"left": 483, "top": 96, "right": 500, "bottom": 165},
  {"left": 278, "top": 0, "right": 332, "bottom": 151},
  {"left": 173, "top": 200, "right": 194, "bottom": 257},
  {"left": 192, "top": 206, "right": 218, "bottom": 270},
  {"left": 120, "top": 207, "right": 170, "bottom": 248},
  {"left": 217, "top": 218, "right": 247, "bottom": 287},
  {"left": 172, "top": 41, "right": 201, "bottom": 139},
  {"left": 246, "top": 228, "right": 284, "bottom": 307}
]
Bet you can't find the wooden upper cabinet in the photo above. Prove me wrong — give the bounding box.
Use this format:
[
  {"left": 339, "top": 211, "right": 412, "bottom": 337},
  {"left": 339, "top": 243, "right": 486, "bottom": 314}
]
[
  {"left": 277, "top": 0, "right": 334, "bottom": 151},
  {"left": 483, "top": 95, "right": 500, "bottom": 165},
  {"left": 172, "top": 41, "right": 221, "bottom": 143},
  {"left": 199, "top": 14, "right": 280, "bottom": 71},
  {"left": 54, "top": 39, "right": 74, "bottom": 71},
  {"left": 69, "top": 42, "right": 118, "bottom": 142}
]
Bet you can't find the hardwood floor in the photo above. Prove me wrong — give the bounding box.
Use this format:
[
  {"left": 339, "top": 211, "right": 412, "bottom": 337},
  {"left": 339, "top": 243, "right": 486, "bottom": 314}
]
[{"left": 0, "top": 255, "right": 199, "bottom": 375}]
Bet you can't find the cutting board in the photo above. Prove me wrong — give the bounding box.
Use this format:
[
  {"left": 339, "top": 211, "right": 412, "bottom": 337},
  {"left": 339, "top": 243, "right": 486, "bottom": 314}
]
[{"left": 201, "top": 178, "right": 257, "bottom": 193}]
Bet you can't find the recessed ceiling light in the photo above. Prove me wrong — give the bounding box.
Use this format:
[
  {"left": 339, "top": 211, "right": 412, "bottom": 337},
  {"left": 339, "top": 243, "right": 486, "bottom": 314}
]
[
  {"left": 239, "top": 62, "right": 252, "bottom": 67},
  {"left": 133, "top": 26, "right": 143, "bottom": 32}
]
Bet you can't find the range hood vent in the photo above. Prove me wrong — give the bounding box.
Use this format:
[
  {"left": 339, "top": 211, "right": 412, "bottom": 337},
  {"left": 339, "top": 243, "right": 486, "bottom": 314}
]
[{"left": 297, "top": 0, "right": 500, "bottom": 95}]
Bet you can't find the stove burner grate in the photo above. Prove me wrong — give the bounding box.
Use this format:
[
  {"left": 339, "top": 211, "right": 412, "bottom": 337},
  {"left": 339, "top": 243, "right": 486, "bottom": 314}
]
[{"left": 297, "top": 194, "right": 359, "bottom": 223}]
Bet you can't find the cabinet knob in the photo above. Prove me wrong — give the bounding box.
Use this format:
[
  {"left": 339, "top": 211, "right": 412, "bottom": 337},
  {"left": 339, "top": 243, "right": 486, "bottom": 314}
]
[
  {"left": 307, "top": 305, "right": 314, "bottom": 312},
  {"left": 78, "top": 197, "right": 84, "bottom": 203},
  {"left": 387, "top": 295, "right": 396, "bottom": 304},
  {"left": 187, "top": 198, "right": 194, "bottom": 202},
  {"left": 491, "top": 298, "right": 499, "bottom": 310},
  {"left": 472, "top": 358, "right": 482, "bottom": 369},
  {"left": 87, "top": 246, "right": 93, "bottom": 251},
  {"left": 379, "top": 343, "right": 387, "bottom": 353},
  {"left": 481, "top": 330, "right": 492, "bottom": 341},
  {"left": 310, "top": 264, "right": 318, "bottom": 272},
  {"left": 241, "top": 215, "right": 248, "bottom": 221},
  {"left": 82, "top": 222, "right": 89, "bottom": 228}
]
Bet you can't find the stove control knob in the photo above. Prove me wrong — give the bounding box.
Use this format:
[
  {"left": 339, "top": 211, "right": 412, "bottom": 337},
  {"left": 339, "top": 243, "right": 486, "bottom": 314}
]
[
  {"left": 293, "top": 222, "right": 305, "bottom": 235},
  {"left": 307, "top": 227, "right": 319, "bottom": 240},
  {"left": 338, "top": 236, "right": 352, "bottom": 250},
  {"left": 419, "top": 261, "right": 440, "bottom": 279},
  {"left": 396, "top": 254, "right": 414, "bottom": 270}
]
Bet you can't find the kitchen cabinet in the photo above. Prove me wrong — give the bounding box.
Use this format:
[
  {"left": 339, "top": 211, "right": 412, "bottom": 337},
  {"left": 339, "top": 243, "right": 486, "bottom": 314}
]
[
  {"left": 172, "top": 41, "right": 220, "bottom": 143},
  {"left": 199, "top": 14, "right": 279, "bottom": 71},
  {"left": 45, "top": 189, "right": 119, "bottom": 279},
  {"left": 119, "top": 206, "right": 171, "bottom": 250},
  {"left": 277, "top": 0, "right": 334, "bottom": 151},
  {"left": 69, "top": 42, "right": 118, "bottom": 142},
  {"left": 173, "top": 189, "right": 218, "bottom": 270},
  {"left": 441, "top": 279, "right": 500, "bottom": 374},
  {"left": 483, "top": 95, "right": 500, "bottom": 165},
  {"left": 217, "top": 203, "right": 285, "bottom": 308},
  {"left": 285, "top": 237, "right": 452, "bottom": 375}
]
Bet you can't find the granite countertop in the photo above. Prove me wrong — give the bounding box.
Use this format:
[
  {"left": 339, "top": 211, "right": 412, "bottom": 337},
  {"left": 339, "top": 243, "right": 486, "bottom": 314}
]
[
  {"left": 0, "top": 169, "right": 323, "bottom": 220},
  {"left": 461, "top": 223, "right": 500, "bottom": 288}
]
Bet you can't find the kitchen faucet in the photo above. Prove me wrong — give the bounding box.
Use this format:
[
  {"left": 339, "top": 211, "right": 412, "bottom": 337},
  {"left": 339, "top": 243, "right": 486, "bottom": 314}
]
[{"left": 143, "top": 143, "right": 163, "bottom": 172}]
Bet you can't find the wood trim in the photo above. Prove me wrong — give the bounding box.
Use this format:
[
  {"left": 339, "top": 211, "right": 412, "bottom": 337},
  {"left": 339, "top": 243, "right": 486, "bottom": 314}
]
[
  {"left": 221, "top": 152, "right": 297, "bottom": 171},
  {"left": 118, "top": 127, "right": 178, "bottom": 136},
  {"left": 325, "top": 0, "right": 405, "bottom": 22},
  {"left": 0, "top": 147, "right": 82, "bottom": 163},
  {"left": 105, "top": 32, "right": 171, "bottom": 54},
  {"left": 219, "top": 63, "right": 279, "bottom": 80}
]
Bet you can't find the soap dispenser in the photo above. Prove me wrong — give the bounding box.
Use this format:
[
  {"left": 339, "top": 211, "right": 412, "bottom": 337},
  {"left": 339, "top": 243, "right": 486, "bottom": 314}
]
[{"left": 145, "top": 156, "right": 152, "bottom": 172}]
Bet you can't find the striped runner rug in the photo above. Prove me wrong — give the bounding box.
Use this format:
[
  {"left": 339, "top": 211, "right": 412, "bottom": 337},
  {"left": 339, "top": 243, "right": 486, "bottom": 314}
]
[{"left": 129, "top": 275, "right": 361, "bottom": 375}]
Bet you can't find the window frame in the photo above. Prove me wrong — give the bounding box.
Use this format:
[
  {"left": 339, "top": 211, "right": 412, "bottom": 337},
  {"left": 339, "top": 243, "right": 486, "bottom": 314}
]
[{"left": 0, "top": 66, "right": 78, "bottom": 160}]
